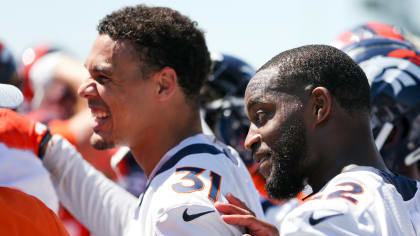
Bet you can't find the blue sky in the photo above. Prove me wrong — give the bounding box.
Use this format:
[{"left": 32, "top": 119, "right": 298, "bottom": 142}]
[{"left": 1, "top": 0, "right": 416, "bottom": 69}]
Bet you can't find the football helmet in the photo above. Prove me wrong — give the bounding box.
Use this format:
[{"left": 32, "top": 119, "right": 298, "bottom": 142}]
[
  {"left": 0, "top": 41, "right": 18, "bottom": 87},
  {"left": 201, "top": 52, "right": 255, "bottom": 165},
  {"left": 19, "top": 44, "right": 78, "bottom": 122},
  {"left": 20, "top": 43, "right": 60, "bottom": 105},
  {"left": 335, "top": 22, "right": 420, "bottom": 170}
]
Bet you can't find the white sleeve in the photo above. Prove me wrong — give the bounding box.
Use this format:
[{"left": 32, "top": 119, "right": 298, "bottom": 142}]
[
  {"left": 280, "top": 209, "right": 377, "bottom": 236},
  {"left": 43, "top": 135, "right": 138, "bottom": 236},
  {"left": 155, "top": 205, "right": 246, "bottom": 236},
  {"left": 0, "top": 144, "right": 59, "bottom": 213},
  {"left": 279, "top": 188, "right": 379, "bottom": 236}
]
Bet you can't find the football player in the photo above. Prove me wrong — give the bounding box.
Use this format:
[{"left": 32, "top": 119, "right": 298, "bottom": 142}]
[
  {"left": 0, "top": 5, "right": 264, "bottom": 236},
  {"left": 215, "top": 44, "right": 420, "bottom": 235},
  {"left": 200, "top": 52, "right": 304, "bottom": 226}
]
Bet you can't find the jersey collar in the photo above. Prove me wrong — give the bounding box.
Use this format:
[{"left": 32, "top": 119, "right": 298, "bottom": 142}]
[{"left": 147, "top": 133, "right": 218, "bottom": 181}]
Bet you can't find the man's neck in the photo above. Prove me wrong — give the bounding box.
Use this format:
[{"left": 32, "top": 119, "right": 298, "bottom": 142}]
[
  {"left": 308, "top": 116, "right": 389, "bottom": 192},
  {"left": 130, "top": 110, "right": 203, "bottom": 177}
]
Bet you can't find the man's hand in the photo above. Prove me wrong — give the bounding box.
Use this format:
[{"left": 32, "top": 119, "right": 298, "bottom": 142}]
[
  {"left": 215, "top": 193, "right": 279, "bottom": 236},
  {"left": 0, "top": 108, "right": 51, "bottom": 157}
]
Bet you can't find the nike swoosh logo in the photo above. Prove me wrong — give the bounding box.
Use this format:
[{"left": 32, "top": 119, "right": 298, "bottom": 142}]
[
  {"left": 309, "top": 212, "right": 344, "bottom": 225},
  {"left": 182, "top": 208, "right": 215, "bottom": 222}
]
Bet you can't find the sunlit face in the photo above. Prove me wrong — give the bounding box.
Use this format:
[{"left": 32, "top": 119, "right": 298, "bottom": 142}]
[
  {"left": 79, "top": 35, "right": 156, "bottom": 149},
  {"left": 244, "top": 68, "right": 308, "bottom": 199}
]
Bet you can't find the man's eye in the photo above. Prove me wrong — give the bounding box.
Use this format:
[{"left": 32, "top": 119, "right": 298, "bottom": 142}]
[
  {"left": 255, "top": 111, "right": 268, "bottom": 125},
  {"left": 96, "top": 75, "right": 110, "bottom": 84}
]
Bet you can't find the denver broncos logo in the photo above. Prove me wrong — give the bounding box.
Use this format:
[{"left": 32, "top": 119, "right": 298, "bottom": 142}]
[{"left": 360, "top": 56, "right": 420, "bottom": 95}]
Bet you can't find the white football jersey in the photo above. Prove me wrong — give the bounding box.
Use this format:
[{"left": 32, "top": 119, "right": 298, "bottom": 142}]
[
  {"left": 43, "top": 134, "right": 264, "bottom": 236},
  {"left": 280, "top": 166, "right": 420, "bottom": 235},
  {"left": 126, "top": 134, "right": 264, "bottom": 235}
]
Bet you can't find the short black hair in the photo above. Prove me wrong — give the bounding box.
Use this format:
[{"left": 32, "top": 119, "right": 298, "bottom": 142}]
[
  {"left": 97, "top": 5, "right": 211, "bottom": 104},
  {"left": 259, "top": 44, "right": 371, "bottom": 113}
]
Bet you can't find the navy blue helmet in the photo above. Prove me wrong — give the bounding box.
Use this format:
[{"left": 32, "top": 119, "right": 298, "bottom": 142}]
[
  {"left": 335, "top": 22, "right": 420, "bottom": 171},
  {"left": 0, "top": 41, "right": 18, "bottom": 86},
  {"left": 200, "top": 52, "right": 255, "bottom": 165}
]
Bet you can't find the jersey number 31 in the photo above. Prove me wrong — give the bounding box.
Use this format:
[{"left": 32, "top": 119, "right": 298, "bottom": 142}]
[{"left": 172, "top": 167, "right": 221, "bottom": 202}]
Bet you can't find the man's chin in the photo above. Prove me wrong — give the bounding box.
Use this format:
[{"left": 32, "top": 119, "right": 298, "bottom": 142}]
[
  {"left": 90, "top": 133, "right": 115, "bottom": 150},
  {"left": 266, "top": 170, "right": 305, "bottom": 200}
]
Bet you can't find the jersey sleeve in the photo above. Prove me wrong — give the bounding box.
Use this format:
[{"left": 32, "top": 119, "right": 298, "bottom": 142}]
[
  {"left": 0, "top": 143, "right": 59, "bottom": 212},
  {"left": 280, "top": 178, "right": 379, "bottom": 236},
  {"left": 150, "top": 152, "right": 256, "bottom": 236},
  {"left": 42, "top": 135, "right": 138, "bottom": 236},
  {"left": 155, "top": 204, "right": 245, "bottom": 236},
  {"left": 280, "top": 206, "right": 377, "bottom": 235}
]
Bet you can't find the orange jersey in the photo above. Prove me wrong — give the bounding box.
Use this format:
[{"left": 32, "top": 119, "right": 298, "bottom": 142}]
[{"left": 0, "top": 187, "right": 69, "bottom": 236}]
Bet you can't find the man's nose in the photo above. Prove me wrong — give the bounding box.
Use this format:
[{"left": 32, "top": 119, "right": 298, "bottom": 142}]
[
  {"left": 244, "top": 124, "right": 262, "bottom": 151},
  {"left": 78, "top": 79, "right": 97, "bottom": 99}
]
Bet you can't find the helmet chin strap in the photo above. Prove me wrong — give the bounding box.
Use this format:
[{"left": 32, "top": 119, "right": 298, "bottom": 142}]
[
  {"left": 375, "top": 122, "right": 394, "bottom": 150},
  {"left": 110, "top": 146, "right": 130, "bottom": 179},
  {"left": 374, "top": 121, "right": 420, "bottom": 167},
  {"left": 200, "top": 109, "right": 215, "bottom": 136},
  {"left": 405, "top": 146, "right": 420, "bottom": 166}
]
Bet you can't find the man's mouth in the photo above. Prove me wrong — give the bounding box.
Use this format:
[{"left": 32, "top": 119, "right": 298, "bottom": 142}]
[
  {"left": 92, "top": 110, "right": 110, "bottom": 119},
  {"left": 89, "top": 108, "right": 111, "bottom": 132},
  {"left": 253, "top": 151, "right": 272, "bottom": 178},
  {"left": 253, "top": 151, "right": 270, "bottom": 164}
]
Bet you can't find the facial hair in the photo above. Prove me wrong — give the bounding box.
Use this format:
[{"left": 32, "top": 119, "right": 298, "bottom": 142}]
[
  {"left": 265, "top": 113, "right": 307, "bottom": 200},
  {"left": 90, "top": 132, "right": 115, "bottom": 150}
]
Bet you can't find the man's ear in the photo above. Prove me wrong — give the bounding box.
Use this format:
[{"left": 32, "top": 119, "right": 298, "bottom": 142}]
[
  {"left": 310, "top": 87, "right": 332, "bottom": 125},
  {"left": 154, "top": 67, "right": 177, "bottom": 102}
]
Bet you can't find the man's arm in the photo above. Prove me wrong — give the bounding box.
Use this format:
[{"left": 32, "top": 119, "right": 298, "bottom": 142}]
[
  {"left": 0, "top": 108, "right": 138, "bottom": 235},
  {"left": 43, "top": 135, "right": 138, "bottom": 236}
]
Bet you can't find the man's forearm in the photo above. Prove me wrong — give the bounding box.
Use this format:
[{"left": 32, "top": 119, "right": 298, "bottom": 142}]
[{"left": 43, "top": 135, "right": 138, "bottom": 236}]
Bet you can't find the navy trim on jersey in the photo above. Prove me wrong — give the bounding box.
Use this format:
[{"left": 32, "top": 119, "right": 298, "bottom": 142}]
[
  {"left": 261, "top": 198, "right": 276, "bottom": 213},
  {"left": 138, "top": 143, "right": 224, "bottom": 207},
  {"left": 155, "top": 144, "right": 223, "bottom": 176},
  {"left": 376, "top": 169, "right": 418, "bottom": 201}
]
